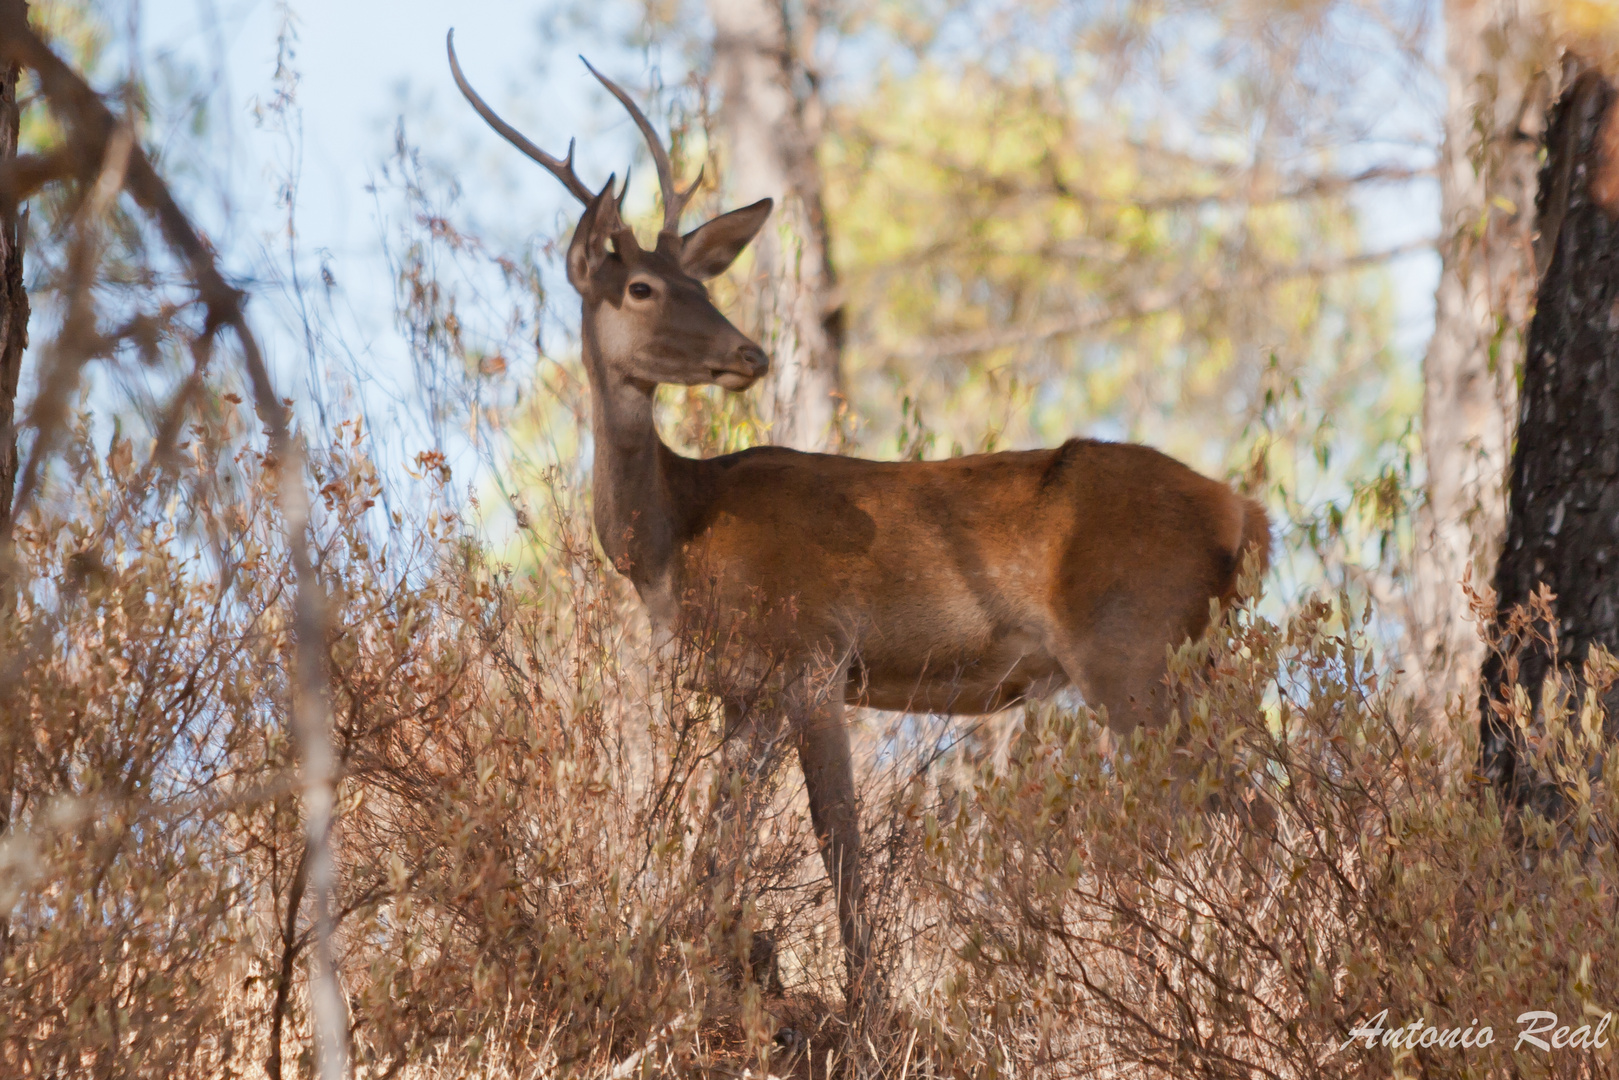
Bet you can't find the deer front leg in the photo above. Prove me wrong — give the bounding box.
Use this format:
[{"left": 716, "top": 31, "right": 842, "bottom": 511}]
[
  {"left": 791, "top": 674, "right": 874, "bottom": 1006},
  {"left": 708, "top": 697, "right": 791, "bottom": 993}
]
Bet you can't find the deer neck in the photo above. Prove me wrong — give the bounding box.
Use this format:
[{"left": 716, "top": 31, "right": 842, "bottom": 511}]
[{"left": 584, "top": 328, "right": 683, "bottom": 597}]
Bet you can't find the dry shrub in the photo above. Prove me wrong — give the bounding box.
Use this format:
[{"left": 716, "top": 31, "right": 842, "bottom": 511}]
[
  {"left": 4, "top": 402, "right": 1619, "bottom": 1080},
  {"left": 913, "top": 585, "right": 1619, "bottom": 1079},
  {"left": 4, "top": 410, "right": 1618, "bottom": 1080},
  {"left": 0, "top": 407, "right": 831, "bottom": 1078}
]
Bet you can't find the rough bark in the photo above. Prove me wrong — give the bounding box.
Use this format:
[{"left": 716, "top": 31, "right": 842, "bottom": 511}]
[
  {"left": 0, "top": 0, "right": 26, "bottom": 546},
  {"left": 1481, "top": 66, "right": 1619, "bottom": 805},
  {"left": 0, "top": 0, "right": 28, "bottom": 969},
  {"left": 1407, "top": 0, "right": 1546, "bottom": 726},
  {"left": 707, "top": 0, "right": 844, "bottom": 451}
]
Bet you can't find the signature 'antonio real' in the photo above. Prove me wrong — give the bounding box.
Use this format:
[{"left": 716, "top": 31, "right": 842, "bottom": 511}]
[{"left": 1339, "top": 1010, "right": 1614, "bottom": 1053}]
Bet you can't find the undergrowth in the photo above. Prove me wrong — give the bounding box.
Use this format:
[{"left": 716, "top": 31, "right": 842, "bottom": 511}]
[{"left": 2, "top": 407, "right": 1616, "bottom": 1080}]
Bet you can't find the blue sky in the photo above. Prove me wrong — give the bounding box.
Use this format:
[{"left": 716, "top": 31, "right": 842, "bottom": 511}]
[{"left": 143, "top": 0, "right": 638, "bottom": 264}]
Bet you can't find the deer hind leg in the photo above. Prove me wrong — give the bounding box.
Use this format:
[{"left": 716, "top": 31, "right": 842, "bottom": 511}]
[
  {"left": 1052, "top": 615, "right": 1180, "bottom": 736},
  {"left": 1048, "top": 561, "right": 1230, "bottom": 732},
  {"left": 1052, "top": 594, "right": 1274, "bottom": 831},
  {"left": 786, "top": 667, "right": 876, "bottom": 1007}
]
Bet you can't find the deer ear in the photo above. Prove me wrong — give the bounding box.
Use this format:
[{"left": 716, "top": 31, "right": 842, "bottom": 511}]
[
  {"left": 679, "top": 198, "right": 773, "bottom": 280},
  {"left": 567, "top": 176, "right": 621, "bottom": 289}
]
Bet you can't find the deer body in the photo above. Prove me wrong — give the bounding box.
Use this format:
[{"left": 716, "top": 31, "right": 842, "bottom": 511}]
[
  {"left": 616, "top": 434, "right": 1266, "bottom": 721},
  {"left": 448, "top": 33, "right": 1270, "bottom": 1006}
]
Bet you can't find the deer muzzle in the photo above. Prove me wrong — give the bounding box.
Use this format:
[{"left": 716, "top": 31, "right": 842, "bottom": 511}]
[{"left": 712, "top": 344, "right": 770, "bottom": 391}]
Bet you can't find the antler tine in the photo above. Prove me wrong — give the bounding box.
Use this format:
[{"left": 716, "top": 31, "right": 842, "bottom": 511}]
[
  {"left": 580, "top": 57, "right": 699, "bottom": 234},
  {"left": 447, "top": 30, "right": 595, "bottom": 205},
  {"left": 679, "top": 165, "right": 705, "bottom": 215}
]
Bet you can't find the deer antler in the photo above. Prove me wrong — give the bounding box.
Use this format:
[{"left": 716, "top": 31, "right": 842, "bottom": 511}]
[
  {"left": 446, "top": 30, "right": 596, "bottom": 206},
  {"left": 581, "top": 58, "right": 703, "bottom": 236}
]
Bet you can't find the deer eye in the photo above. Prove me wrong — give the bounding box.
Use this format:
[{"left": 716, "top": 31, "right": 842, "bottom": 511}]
[{"left": 628, "top": 281, "right": 654, "bottom": 300}]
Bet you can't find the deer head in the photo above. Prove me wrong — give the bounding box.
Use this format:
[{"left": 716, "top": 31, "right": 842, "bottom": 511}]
[{"left": 447, "top": 33, "right": 772, "bottom": 392}]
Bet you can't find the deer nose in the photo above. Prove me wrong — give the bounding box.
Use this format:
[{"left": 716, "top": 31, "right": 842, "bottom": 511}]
[
  {"left": 713, "top": 342, "right": 770, "bottom": 391},
  {"left": 737, "top": 344, "right": 769, "bottom": 377}
]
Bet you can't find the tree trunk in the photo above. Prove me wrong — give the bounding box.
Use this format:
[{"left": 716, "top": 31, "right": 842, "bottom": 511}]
[
  {"left": 1481, "top": 65, "right": 1619, "bottom": 805},
  {"left": 0, "top": 2, "right": 23, "bottom": 967},
  {"left": 0, "top": 0, "right": 26, "bottom": 546},
  {"left": 707, "top": 0, "right": 844, "bottom": 452},
  {"left": 1407, "top": 0, "right": 1546, "bottom": 727}
]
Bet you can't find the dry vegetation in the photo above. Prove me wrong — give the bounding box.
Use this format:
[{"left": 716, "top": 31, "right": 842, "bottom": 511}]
[
  {"left": 4, "top": 13, "right": 1619, "bottom": 1080},
  {"left": 7, "top": 405, "right": 1619, "bottom": 1079}
]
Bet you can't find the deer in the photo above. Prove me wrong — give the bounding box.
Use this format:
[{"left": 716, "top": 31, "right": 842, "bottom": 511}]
[{"left": 447, "top": 33, "right": 1272, "bottom": 1008}]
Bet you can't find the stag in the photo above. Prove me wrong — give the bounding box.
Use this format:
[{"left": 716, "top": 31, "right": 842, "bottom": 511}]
[{"left": 447, "top": 34, "right": 1271, "bottom": 1005}]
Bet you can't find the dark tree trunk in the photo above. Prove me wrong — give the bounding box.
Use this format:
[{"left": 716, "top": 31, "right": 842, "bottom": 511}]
[
  {"left": 0, "top": 1, "right": 26, "bottom": 546},
  {"left": 0, "top": 2, "right": 22, "bottom": 968},
  {"left": 1481, "top": 65, "right": 1619, "bottom": 807}
]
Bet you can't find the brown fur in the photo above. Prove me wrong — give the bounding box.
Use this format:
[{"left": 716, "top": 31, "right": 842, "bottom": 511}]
[{"left": 671, "top": 437, "right": 1270, "bottom": 726}]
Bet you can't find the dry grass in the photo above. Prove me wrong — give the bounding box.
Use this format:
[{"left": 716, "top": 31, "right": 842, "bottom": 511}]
[{"left": 6, "top": 402, "right": 1619, "bottom": 1079}]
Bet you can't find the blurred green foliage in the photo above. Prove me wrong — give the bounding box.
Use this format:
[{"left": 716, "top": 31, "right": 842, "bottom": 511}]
[{"left": 826, "top": 59, "right": 1416, "bottom": 485}]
